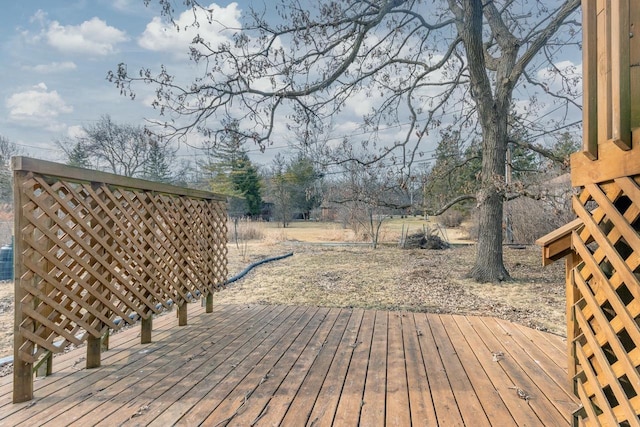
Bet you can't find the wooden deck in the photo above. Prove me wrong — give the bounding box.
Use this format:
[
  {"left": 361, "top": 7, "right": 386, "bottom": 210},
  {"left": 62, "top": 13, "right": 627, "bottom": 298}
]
[{"left": 0, "top": 304, "right": 578, "bottom": 426}]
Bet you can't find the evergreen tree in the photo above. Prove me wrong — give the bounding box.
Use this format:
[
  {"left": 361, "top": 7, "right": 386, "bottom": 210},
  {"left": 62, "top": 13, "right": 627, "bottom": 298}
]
[
  {"left": 424, "top": 131, "right": 480, "bottom": 215},
  {"left": 230, "top": 152, "right": 262, "bottom": 216},
  {"left": 204, "top": 121, "right": 263, "bottom": 216},
  {"left": 286, "top": 154, "right": 321, "bottom": 220},
  {"left": 143, "top": 139, "right": 173, "bottom": 183},
  {"left": 67, "top": 142, "right": 91, "bottom": 169}
]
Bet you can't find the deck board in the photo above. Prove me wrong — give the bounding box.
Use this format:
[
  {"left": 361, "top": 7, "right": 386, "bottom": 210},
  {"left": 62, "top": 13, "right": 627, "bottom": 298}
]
[
  {"left": 439, "top": 315, "right": 514, "bottom": 425},
  {"left": 360, "top": 311, "right": 388, "bottom": 426},
  {"left": 272, "top": 308, "right": 352, "bottom": 426},
  {"left": 467, "top": 316, "right": 571, "bottom": 426},
  {"left": 414, "top": 312, "right": 465, "bottom": 425},
  {"left": 306, "top": 308, "right": 364, "bottom": 427},
  {"left": 0, "top": 304, "right": 578, "bottom": 426},
  {"left": 385, "top": 313, "right": 411, "bottom": 427}
]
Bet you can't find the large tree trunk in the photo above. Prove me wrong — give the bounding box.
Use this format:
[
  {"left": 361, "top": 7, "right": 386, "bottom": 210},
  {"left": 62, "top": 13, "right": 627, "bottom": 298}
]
[
  {"left": 469, "top": 109, "right": 511, "bottom": 282},
  {"left": 459, "top": 0, "right": 515, "bottom": 282}
]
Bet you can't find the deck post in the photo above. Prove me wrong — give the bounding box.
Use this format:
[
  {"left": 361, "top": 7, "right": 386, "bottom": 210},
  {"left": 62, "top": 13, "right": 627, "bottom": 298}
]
[
  {"left": 45, "top": 353, "right": 53, "bottom": 376},
  {"left": 141, "top": 316, "right": 153, "bottom": 343},
  {"left": 566, "top": 253, "right": 580, "bottom": 384},
  {"left": 206, "top": 292, "right": 213, "bottom": 313},
  {"left": 86, "top": 182, "right": 106, "bottom": 370},
  {"left": 35, "top": 353, "right": 53, "bottom": 377},
  {"left": 12, "top": 169, "right": 33, "bottom": 403},
  {"left": 178, "top": 302, "right": 188, "bottom": 326},
  {"left": 34, "top": 207, "right": 55, "bottom": 378},
  {"left": 86, "top": 336, "right": 101, "bottom": 368},
  {"left": 102, "top": 330, "right": 109, "bottom": 351}
]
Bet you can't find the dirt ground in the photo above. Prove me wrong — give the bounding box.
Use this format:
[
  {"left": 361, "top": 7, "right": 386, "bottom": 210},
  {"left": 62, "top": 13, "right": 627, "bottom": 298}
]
[
  {"left": 223, "top": 242, "right": 566, "bottom": 335},
  {"left": 0, "top": 218, "right": 567, "bottom": 365}
]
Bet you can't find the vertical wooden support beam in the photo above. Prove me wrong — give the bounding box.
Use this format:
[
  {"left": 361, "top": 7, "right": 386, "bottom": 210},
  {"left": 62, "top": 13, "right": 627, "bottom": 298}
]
[
  {"left": 582, "top": 0, "right": 599, "bottom": 159},
  {"left": 610, "top": 0, "right": 632, "bottom": 149},
  {"left": 35, "top": 353, "right": 53, "bottom": 378},
  {"left": 86, "top": 336, "right": 101, "bottom": 369},
  {"left": 603, "top": 0, "right": 613, "bottom": 140},
  {"left": 102, "top": 330, "right": 110, "bottom": 352},
  {"left": 141, "top": 316, "right": 153, "bottom": 344},
  {"left": 144, "top": 197, "right": 157, "bottom": 343},
  {"left": 206, "top": 292, "right": 213, "bottom": 313},
  {"left": 45, "top": 353, "right": 53, "bottom": 375},
  {"left": 86, "top": 182, "right": 105, "bottom": 369},
  {"left": 630, "top": 0, "right": 640, "bottom": 129},
  {"left": 35, "top": 206, "right": 55, "bottom": 379},
  {"left": 566, "top": 253, "right": 581, "bottom": 385},
  {"left": 597, "top": 0, "right": 613, "bottom": 143},
  {"left": 178, "top": 302, "right": 188, "bottom": 326},
  {"left": 12, "top": 169, "right": 33, "bottom": 403}
]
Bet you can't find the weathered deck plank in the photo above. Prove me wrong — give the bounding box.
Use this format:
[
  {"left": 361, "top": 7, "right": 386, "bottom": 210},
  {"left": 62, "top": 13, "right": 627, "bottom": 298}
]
[
  {"left": 438, "top": 315, "right": 515, "bottom": 425},
  {"left": 360, "top": 311, "right": 388, "bottom": 426},
  {"left": 414, "top": 312, "right": 465, "bottom": 425},
  {"left": 277, "top": 309, "right": 355, "bottom": 426},
  {"left": 305, "top": 308, "right": 365, "bottom": 427},
  {"left": 467, "top": 316, "right": 571, "bottom": 426},
  {"left": 0, "top": 304, "right": 578, "bottom": 426}
]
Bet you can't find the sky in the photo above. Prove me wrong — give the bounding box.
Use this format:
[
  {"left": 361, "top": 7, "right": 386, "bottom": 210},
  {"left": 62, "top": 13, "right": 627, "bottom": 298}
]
[
  {"left": 0, "top": 0, "right": 294, "bottom": 168},
  {"left": 0, "top": 1, "right": 583, "bottom": 173}
]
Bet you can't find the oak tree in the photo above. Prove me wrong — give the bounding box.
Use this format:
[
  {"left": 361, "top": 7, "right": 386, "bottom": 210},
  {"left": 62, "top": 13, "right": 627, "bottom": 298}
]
[{"left": 112, "top": 0, "right": 581, "bottom": 282}]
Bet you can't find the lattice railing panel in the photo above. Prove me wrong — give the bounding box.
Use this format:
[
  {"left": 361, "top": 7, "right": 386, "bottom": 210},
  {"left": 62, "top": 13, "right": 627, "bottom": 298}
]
[
  {"left": 14, "top": 162, "right": 227, "bottom": 365},
  {"left": 570, "top": 176, "right": 640, "bottom": 426}
]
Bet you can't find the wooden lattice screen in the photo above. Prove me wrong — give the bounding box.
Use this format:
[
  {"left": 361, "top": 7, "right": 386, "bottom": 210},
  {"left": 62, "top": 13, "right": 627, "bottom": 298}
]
[
  {"left": 570, "top": 177, "right": 640, "bottom": 426},
  {"left": 12, "top": 157, "right": 227, "bottom": 403},
  {"left": 564, "top": 0, "right": 640, "bottom": 425}
]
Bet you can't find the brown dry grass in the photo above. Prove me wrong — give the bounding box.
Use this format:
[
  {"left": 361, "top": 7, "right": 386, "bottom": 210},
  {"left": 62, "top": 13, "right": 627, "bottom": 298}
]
[
  {"left": 223, "top": 236, "right": 566, "bottom": 336},
  {"left": 0, "top": 217, "right": 567, "bottom": 361}
]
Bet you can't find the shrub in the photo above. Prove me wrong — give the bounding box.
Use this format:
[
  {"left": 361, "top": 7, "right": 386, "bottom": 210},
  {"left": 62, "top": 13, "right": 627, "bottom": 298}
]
[
  {"left": 439, "top": 209, "right": 464, "bottom": 227},
  {"left": 228, "top": 218, "right": 265, "bottom": 242}
]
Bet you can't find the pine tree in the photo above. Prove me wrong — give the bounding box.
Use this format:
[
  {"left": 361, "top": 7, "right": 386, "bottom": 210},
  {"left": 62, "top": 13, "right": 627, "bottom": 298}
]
[
  {"left": 202, "top": 121, "right": 263, "bottom": 216},
  {"left": 67, "top": 142, "right": 91, "bottom": 169},
  {"left": 143, "top": 139, "right": 173, "bottom": 183},
  {"left": 230, "top": 153, "right": 262, "bottom": 216}
]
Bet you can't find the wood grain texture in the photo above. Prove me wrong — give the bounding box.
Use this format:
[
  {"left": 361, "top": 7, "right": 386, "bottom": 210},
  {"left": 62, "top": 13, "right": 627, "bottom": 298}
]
[
  {"left": 0, "top": 304, "right": 576, "bottom": 426},
  {"left": 10, "top": 159, "right": 227, "bottom": 402}
]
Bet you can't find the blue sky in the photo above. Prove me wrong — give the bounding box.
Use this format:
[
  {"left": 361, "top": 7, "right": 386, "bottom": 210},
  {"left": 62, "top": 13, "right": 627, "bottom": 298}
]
[
  {"left": 0, "top": 0, "right": 291, "bottom": 166},
  {"left": 0, "top": 1, "right": 582, "bottom": 171}
]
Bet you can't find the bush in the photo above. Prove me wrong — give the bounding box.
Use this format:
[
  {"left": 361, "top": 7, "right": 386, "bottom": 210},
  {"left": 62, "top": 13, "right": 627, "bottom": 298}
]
[
  {"left": 402, "top": 230, "right": 450, "bottom": 250},
  {"left": 506, "top": 196, "right": 573, "bottom": 244},
  {"left": 228, "top": 218, "right": 265, "bottom": 242},
  {"left": 439, "top": 209, "right": 464, "bottom": 227}
]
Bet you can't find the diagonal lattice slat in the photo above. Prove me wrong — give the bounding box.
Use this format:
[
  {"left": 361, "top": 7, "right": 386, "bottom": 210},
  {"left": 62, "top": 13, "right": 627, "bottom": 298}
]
[
  {"left": 570, "top": 176, "right": 640, "bottom": 426},
  {"left": 14, "top": 166, "right": 227, "bottom": 365}
]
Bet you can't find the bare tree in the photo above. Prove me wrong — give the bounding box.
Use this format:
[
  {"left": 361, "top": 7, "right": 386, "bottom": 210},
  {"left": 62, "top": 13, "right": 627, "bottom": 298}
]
[
  {"left": 267, "top": 153, "right": 293, "bottom": 228},
  {"left": 57, "top": 115, "right": 177, "bottom": 179},
  {"left": 111, "top": 0, "right": 581, "bottom": 282},
  {"left": 329, "top": 162, "right": 409, "bottom": 249},
  {"left": 0, "top": 135, "right": 20, "bottom": 204}
]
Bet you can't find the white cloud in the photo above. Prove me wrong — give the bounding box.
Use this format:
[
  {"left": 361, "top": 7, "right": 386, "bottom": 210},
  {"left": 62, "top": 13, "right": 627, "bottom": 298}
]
[
  {"left": 343, "top": 91, "right": 377, "bottom": 117},
  {"left": 29, "top": 9, "right": 48, "bottom": 26},
  {"left": 536, "top": 60, "right": 582, "bottom": 93},
  {"left": 112, "top": 0, "right": 133, "bottom": 12},
  {"left": 6, "top": 83, "right": 73, "bottom": 131},
  {"left": 23, "top": 61, "right": 77, "bottom": 73},
  {"left": 67, "top": 125, "right": 86, "bottom": 139},
  {"left": 43, "top": 17, "right": 128, "bottom": 56},
  {"left": 138, "top": 3, "right": 241, "bottom": 56}
]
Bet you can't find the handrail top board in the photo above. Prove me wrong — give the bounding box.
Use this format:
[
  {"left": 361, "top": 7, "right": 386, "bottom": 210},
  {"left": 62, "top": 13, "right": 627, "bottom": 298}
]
[{"left": 12, "top": 156, "right": 225, "bottom": 201}]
